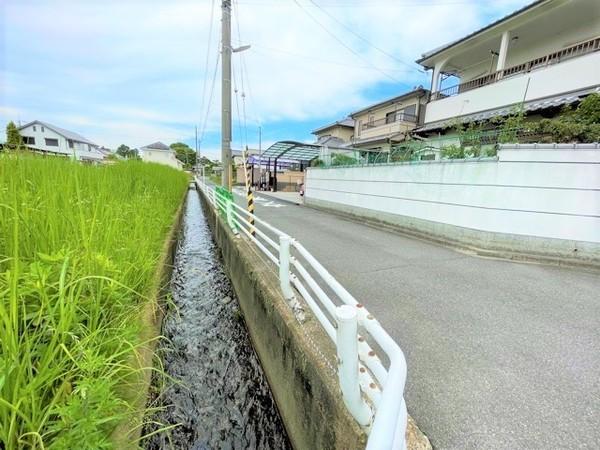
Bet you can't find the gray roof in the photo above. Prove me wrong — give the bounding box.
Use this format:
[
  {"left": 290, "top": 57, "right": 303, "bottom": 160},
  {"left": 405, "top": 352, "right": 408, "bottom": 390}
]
[
  {"left": 416, "top": 86, "right": 600, "bottom": 132},
  {"left": 18, "top": 120, "right": 97, "bottom": 145},
  {"left": 143, "top": 141, "right": 171, "bottom": 150},
  {"left": 349, "top": 88, "right": 428, "bottom": 117},
  {"left": 312, "top": 117, "right": 355, "bottom": 134},
  {"left": 416, "top": 0, "right": 548, "bottom": 66},
  {"left": 315, "top": 135, "right": 348, "bottom": 147}
]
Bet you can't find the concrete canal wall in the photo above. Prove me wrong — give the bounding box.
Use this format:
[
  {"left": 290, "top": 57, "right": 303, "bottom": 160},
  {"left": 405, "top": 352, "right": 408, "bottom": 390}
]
[
  {"left": 305, "top": 144, "right": 600, "bottom": 267},
  {"left": 197, "top": 188, "right": 368, "bottom": 450}
]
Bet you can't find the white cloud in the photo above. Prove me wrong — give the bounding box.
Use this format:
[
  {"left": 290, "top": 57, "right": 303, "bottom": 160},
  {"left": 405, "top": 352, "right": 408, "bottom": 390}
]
[{"left": 1, "top": 0, "right": 531, "bottom": 150}]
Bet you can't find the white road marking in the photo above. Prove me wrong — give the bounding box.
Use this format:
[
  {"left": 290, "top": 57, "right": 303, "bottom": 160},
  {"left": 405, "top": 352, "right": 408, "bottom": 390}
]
[{"left": 232, "top": 188, "right": 285, "bottom": 208}]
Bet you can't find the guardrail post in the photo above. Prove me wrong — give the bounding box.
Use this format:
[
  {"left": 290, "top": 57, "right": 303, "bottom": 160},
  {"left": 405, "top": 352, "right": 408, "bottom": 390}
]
[
  {"left": 336, "top": 305, "right": 372, "bottom": 427},
  {"left": 225, "top": 198, "right": 237, "bottom": 232},
  {"left": 278, "top": 235, "right": 294, "bottom": 300}
]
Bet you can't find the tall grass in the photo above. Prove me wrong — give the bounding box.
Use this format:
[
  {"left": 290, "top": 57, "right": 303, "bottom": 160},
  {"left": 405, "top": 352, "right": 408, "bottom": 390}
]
[{"left": 0, "top": 155, "right": 188, "bottom": 449}]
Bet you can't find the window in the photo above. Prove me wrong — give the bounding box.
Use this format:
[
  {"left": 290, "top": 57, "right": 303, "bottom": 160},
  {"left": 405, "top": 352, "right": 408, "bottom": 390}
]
[
  {"left": 33, "top": 126, "right": 37, "bottom": 131},
  {"left": 22, "top": 136, "right": 35, "bottom": 145},
  {"left": 45, "top": 138, "right": 59, "bottom": 146},
  {"left": 68, "top": 139, "right": 74, "bottom": 148},
  {"left": 41, "top": 126, "right": 45, "bottom": 132},
  {"left": 385, "top": 111, "right": 397, "bottom": 124},
  {"left": 403, "top": 104, "right": 417, "bottom": 117}
]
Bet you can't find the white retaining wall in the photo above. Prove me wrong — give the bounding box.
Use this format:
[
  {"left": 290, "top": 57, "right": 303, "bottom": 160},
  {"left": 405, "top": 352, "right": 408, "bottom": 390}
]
[{"left": 305, "top": 144, "right": 600, "bottom": 260}]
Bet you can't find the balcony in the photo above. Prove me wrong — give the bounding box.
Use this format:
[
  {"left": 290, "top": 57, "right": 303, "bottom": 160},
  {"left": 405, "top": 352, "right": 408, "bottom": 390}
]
[
  {"left": 361, "top": 112, "right": 417, "bottom": 131},
  {"left": 431, "top": 37, "right": 600, "bottom": 102},
  {"left": 423, "top": 38, "right": 600, "bottom": 126}
]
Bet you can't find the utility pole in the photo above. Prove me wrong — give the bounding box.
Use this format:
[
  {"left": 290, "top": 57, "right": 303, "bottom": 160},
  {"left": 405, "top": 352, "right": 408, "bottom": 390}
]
[
  {"left": 221, "top": 0, "right": 232, "bottom": 189},
  {"left": 195, "top": 125, "right": 199, "bottom": 173}
]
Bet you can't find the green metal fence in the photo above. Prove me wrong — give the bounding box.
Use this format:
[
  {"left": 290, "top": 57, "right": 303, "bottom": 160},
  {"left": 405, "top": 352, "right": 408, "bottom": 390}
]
[{"left": 313, "top": 127, "right": 554, "bottom": 169}]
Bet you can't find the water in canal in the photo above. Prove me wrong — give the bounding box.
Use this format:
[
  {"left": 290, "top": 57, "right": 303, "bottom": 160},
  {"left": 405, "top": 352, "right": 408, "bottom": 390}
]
[{"left": 144, "top": 187, "right": 291, "bottom": 450}]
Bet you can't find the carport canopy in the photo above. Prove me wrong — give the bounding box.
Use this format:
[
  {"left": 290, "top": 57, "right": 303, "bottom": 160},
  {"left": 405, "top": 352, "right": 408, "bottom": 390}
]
[{"left": 260, "top": 140, "right": 322, "bottom": 162}]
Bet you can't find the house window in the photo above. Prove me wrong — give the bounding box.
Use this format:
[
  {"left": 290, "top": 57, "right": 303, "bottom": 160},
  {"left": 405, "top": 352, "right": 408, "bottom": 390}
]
[
  {"left": 68, "top": 140, "right": 74, "bottom": 148},
  {"left": 45, "top": 138, "right": 59, "bottom": 146},
  {"left": 41, "top": 126, "right": 45, "bottom": 132},
  {"left": 403, "top": 104, "right": 417, "bottom": 117},
  {"left": 22, "top": 136, "right": 35, "bottom": 145},
  {"left": 33, "top": 126, "right": 37, "bottom": 131},
  {"left": 385, "top": 111, "right": 397, "bottom": 124}
]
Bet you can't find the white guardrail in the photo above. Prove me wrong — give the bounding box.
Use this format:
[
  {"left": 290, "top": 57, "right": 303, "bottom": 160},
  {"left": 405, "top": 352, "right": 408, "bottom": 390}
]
[{"left": 196, "top": 178, "right": 408, "bottom": 450}]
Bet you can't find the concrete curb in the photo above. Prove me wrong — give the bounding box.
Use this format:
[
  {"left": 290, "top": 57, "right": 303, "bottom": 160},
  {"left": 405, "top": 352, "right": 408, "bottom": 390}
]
[{"left": 303, "top": 198, "right": 600, "bottom": 271}]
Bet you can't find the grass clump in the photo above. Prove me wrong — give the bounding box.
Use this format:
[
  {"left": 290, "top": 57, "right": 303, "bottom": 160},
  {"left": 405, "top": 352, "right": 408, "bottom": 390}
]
[{"left": 0, "top": 155, "right": 188, "bottom": 449}]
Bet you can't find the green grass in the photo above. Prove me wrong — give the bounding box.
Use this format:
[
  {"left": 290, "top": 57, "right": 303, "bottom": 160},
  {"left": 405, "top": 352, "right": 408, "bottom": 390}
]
[{"left": 0, "top": 155, "right": 188, "bottom": 449}]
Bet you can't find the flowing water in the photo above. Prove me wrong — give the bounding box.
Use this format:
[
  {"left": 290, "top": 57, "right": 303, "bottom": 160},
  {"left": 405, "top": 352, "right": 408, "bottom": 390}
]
[{"left": 145, "top": 187, "right": 291, "bottom": 450}]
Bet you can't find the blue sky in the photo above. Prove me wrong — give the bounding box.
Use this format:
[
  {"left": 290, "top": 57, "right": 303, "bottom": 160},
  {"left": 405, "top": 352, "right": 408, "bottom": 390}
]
[{"left": 1, "top": 0, "right": 530, "bottom": 160}]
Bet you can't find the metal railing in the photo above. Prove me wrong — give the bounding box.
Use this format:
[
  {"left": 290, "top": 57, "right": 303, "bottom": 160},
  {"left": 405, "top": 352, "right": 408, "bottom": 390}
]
[
  {"left": 431, "top": 36, "right": 600, "bottom": 101},
  {"left": 196, "top": 177, "right": 409, "bottom": 450},
  {"left": 362, "top": 113, "right": 418, "bottom": 130}
]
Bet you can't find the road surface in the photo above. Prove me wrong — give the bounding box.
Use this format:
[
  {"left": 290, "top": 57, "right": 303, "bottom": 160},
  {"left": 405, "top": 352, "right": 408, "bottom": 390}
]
[{"left": 231, "top": 188, "right": 600, "bottom": 450}]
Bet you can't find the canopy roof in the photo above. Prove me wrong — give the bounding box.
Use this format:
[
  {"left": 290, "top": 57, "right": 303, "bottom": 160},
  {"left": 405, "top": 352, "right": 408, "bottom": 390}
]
[{"left": 260, "top": 140, "right": 323, "bottom": 162}]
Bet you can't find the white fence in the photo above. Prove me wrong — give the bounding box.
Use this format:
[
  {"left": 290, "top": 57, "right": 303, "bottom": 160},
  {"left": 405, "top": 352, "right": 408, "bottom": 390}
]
[
  {"left": 305, "top": 144, "right": 600, "bottom": 246},
  {"left": 196, "top": 178, "right": 408, "bottom": 450}
]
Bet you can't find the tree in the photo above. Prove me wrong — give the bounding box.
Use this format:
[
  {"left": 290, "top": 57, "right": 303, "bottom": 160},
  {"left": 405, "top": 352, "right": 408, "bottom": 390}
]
[
  {"left": 116, "top": 144, "right": 139, "bottom": 159},
  {"left": 5, "top": 121, "right": 22, "bottom": 151},
  {"left": 170, "top": 142, "right": 196, "bottom": 168}
]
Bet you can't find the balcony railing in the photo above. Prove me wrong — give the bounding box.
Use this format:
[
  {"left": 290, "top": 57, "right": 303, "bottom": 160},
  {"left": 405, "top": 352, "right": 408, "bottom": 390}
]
[
  {"left": 361, "top": 112, "right": 418, "bottom": 130},
  {"left": 431, "top": 36, "right": 600, "bottom": 101}
]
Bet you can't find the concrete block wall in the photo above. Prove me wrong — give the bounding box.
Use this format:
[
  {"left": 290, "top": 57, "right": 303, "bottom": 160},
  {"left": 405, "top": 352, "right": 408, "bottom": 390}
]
[{"left": 305, "top": 144, "right": 600, "bottom": 265}]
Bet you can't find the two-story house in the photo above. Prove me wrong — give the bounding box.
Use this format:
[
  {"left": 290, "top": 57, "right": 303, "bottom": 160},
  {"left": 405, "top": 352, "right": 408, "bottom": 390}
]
[
  {"left": 349, "top": 88, "right": 429, "bottom": 152},
  {"left": 416, "top": 0, "right": 600, "bottom": 135},
  {"left": 18, "top": 120, "right": 105, "bottom": 162},
  {"left": 312, "top": 118, "right": 355, "bottom": 146}
]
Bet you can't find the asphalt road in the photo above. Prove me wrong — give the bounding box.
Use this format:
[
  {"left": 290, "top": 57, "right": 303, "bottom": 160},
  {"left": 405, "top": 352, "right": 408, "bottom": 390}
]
[{"left": 233, "top": 189, "right": 600, "bottom": 450}]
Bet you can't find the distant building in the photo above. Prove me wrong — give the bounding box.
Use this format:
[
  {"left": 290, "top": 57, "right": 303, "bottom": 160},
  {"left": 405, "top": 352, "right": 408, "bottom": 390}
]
[
  {"left": 416, "top": 0, "right": 600, "bottom": 134},
  {"left": 17, "top": 120, "right": 105, "bottom": 163},
  {"left": 139, "top": 142, "right": 183, "bottom": 170},
  {"left": 311, "top": 118, "right": 355, "bottom": 146}
]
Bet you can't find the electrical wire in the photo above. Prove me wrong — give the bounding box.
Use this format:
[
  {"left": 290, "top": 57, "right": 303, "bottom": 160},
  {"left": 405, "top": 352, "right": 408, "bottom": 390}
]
[
  {"left": 291, "top": 0, "right": 401, "bottom": 83},
  {"left": 199, "top": 0, "right": 217, "bottom": 133},
  {"left": 306, "top": 0, "right": 424, "bottom": 73},
  {"left": 199, "top": 41, "right": 221, "bottom": 146}
]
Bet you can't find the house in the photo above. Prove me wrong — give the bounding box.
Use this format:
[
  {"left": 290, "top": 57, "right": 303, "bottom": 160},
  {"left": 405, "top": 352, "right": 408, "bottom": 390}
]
[
  {"left": 17, "top": 120, "right": 106, "bottom": 163},
  {"left": 416, "top": 0, "right": 600, "bottom": 134},
  {"left": 312, "top": 118, "right": 355, "bottom": 146},
  {"left": 349, "top": 88, "right": 429, "bottom": 152},
  {"left": 139, "top": 142, "right": 183, "bottom": 170}
]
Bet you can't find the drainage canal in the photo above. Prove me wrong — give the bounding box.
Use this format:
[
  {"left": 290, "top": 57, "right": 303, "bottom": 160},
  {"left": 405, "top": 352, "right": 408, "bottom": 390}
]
[{"left": 145, "top": 187, "right": 291, "bottom": 449}]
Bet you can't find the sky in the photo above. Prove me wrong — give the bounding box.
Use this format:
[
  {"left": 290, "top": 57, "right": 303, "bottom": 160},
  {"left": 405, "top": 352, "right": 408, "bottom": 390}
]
[{"left": 0, "top": 0, "right": 531, "bottom": 160}]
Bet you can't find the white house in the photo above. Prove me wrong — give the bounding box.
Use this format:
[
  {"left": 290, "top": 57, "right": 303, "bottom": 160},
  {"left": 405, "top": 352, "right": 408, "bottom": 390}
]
[
  {"left": 416, "top": 0, "right": 600, "bottom": 132},
  {"left": 139, "top": 142, "right": 183, "bottom": 170},
  {"left": 18, "top": 120, "right": 106, "bottom": 163}
]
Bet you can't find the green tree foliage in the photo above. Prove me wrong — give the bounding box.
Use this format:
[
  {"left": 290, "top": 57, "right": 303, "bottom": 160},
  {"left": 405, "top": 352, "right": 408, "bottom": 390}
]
[
  {"left": 115, "top": 144, "right": 138, "bottom": 159},
  {"left": 5, "top": 121, "right": 22, "bottom": 151},
  {"left": 331, "top": 153, "right": 358, "bottom": 166},
  {"left": 170, "top": 142, "right": 197, "bottom": 168}
]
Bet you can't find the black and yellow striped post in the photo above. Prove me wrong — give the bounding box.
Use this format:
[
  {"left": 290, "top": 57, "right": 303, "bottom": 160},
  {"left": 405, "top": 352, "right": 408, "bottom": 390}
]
[{"left": 242, "top": 146, "right": 256, "bottom": 236}]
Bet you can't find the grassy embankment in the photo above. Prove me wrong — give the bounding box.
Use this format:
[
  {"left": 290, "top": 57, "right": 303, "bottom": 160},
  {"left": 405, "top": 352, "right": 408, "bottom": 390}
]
[{"left": 0, "top": 156, "right": 188, "bottom": 449}]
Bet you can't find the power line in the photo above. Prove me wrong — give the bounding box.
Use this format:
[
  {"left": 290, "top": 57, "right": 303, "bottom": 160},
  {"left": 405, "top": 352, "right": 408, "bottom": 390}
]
[
  {"left": 233, "top": 0, "right": 249, "bottom": 147},
  {"left": 291, "top": 0, "right": 401, "bottom": 83},
  {"left": 199, "top": 40, "right": 221, "bottom": 146},
  {"left": 306, "top": 0, "right": 424, "bottom": 73},
  {"left": 247, "top": 43, "right": 417, "bottom": 72},
  {"left": 199, "top": 0, "right": 217, "bottom": 129}
]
